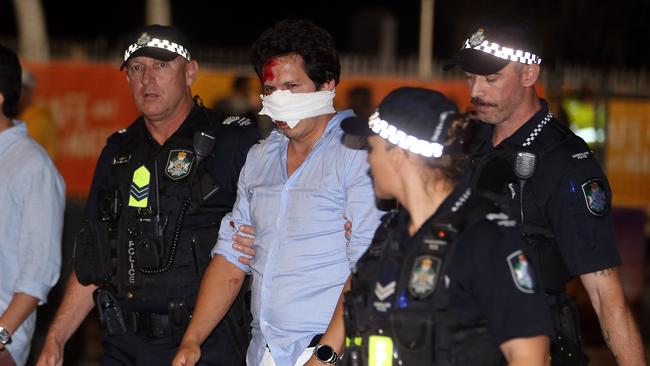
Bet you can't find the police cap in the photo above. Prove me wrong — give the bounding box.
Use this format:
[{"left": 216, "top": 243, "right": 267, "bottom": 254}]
[
  {"left": 341, "top": 87, "right": 461, "bottom": 159},
  {"left": 120, "top": 24, "right": 191, "bottom": 70},
  {"left": 444, "top": 12, "right": 542, "bottom": 76}
]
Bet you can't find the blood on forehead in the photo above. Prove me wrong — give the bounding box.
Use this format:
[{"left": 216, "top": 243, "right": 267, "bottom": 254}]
[{"left": 263, "top": 58, "right": 279, "bottom": 82}]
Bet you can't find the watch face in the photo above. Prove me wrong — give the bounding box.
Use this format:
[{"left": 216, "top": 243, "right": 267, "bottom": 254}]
[
  {"left": 0, "top": 328, "right": 9, "bottom": 344},
  {"left": 316, "top": 345, "right": 334, "bottom": 361}
]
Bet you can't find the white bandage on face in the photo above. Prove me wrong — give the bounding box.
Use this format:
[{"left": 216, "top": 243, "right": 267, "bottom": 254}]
[{"left": 259, "top": 89, "right": 336, "bottom": 128}]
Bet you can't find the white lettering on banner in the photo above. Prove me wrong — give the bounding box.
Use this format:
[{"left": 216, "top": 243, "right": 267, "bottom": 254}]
[
  {"left": 49, "top": 93, "right": 88, "bottom": 129},
  {"left": 47, "top": 92, "right": 122, "bottom": 159}
]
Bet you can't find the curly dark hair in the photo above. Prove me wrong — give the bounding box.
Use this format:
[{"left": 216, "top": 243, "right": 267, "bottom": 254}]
[
  {"left": 422, "top": 111, "right": 480, "bottom": 184},
  {"left": 250, "top": 19, "right": 340, "bottom": 88},
  {"left": 0, "top": 44, "right": 22, "bottom": 118}
]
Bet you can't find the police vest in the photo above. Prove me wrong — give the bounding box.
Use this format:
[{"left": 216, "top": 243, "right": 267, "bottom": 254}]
[
  {"left": 344, "top": 195, "right": 505, "bottom": 366},
  {"left": 75, "top": 107, "right": 246, "bottom": 312}
]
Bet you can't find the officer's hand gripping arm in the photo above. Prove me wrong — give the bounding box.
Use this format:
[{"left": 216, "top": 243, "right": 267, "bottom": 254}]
[{"left": 231, "top": 223, "right": 256, "bottom": 266}]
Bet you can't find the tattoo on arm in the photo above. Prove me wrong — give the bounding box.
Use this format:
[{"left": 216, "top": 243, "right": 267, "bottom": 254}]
[{"left": 594, "top": 267, "right": 618, "bottom": 277}]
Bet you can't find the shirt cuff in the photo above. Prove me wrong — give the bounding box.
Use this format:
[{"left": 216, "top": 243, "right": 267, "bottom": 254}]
[
  {"left": 13, "top": 279, "right": 53, "bottom": 305},
  {"left": 212, "top": 246, "right": 251, "bottom": 273}
]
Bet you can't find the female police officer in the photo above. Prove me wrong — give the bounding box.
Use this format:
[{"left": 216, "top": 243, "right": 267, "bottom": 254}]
[{"left": 304, "top": 87, "right": 553, "bottom": 366}]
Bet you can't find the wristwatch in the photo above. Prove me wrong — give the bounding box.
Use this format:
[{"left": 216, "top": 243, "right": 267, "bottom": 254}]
[
  {"left": 313, "top": 343, "right": 338, "bottom": 364},
  {"left": 0, "top": 326, "right": 12, "bottom": 346}
]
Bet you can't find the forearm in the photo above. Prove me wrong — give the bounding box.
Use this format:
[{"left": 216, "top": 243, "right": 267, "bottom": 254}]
[
  {"left": 181, "top": 256, "right": 246, "bottom": 345},
  {"left": 0, "top": 293, "right": 39, "bottom": 335},
  {"left": 45, "top": 272, "right": 96, "bottom": 344},
  {"left": 304, "top": 277, "right": 351, "bottom": 366},
  {"left": 600, "top": 306, "right": 645, "bottom": 366},
  {"left": 319, "top": 276, "right": 351, "bottom": 353},
  {"left": 500, "top": 336, "right": 550, "bottom": 366},
  {"left": 581, "top": 269, "right": 646, "bottom": 365},
  {"left": 596, "top": 294, "right": 645, "bottom": 365}
]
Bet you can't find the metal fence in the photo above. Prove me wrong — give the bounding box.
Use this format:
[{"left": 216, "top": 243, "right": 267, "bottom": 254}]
[{"left": 3, "top": 37, "right": 650, "bottom": 96}]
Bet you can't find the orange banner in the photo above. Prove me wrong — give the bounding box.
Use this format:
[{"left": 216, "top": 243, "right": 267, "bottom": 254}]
[
  {"left": 26, "top": 62, "right": 139, "bottom": 196},
  {"left": 606, "top": 99, "right": 650, "bottom": 210},
  {"left": 22, "top": 61, "right": 543, "bottom": 197}
]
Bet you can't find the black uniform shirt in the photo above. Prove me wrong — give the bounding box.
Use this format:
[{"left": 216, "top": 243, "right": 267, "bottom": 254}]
[
  {"left": 447, "top": 211, "right": 554, "bottom": 345},
  {"left": 471, "top": 100, "right": 621, "bottom": 276},
  {"left": 358, "top": 189, "right": 553, "bottom": 349},
  {"left": 84, "top": 105, "right": 259, "bottom": 220}
]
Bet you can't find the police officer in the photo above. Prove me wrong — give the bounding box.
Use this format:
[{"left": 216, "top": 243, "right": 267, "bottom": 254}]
[
  {"left": 37, "top": 25, "right": 259, "bottom": 366},
  {"left": 444, "top": 13, "right": 645, "bottom": 365},
  {"left": 309, "top": 87, "right": 553, "bottom": 366}
]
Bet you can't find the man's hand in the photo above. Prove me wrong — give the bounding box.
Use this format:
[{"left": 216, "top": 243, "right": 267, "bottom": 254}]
[
  {"left": 230, "top": 222, "right": 256, "bottom": 266},
  {"left": 344, "top": 219, "right": 352, "bottom": 241},
  {"left": 36, "top": 335, "right": 65, "bottom": 366},
  {"left": 172, "top": 342, "right": 201, "bottom": 366}
]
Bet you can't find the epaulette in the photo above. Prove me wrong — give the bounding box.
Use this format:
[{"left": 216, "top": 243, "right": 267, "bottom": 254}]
[
  {"left": 106, "top": 127, "right": 131, "bottom": 146},
  {"left": 222, "top": 115, "right": 253, "bottom": 127},
  {"left": 105, "top": 117, "right": 144, "bottom": 146},
  {"left": 484, "top": 211, "right": 517, "bottom": 227}
]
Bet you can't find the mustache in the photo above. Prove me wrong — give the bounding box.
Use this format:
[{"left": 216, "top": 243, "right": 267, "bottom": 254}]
[{"left": 471, "top": 97, "right": 497, "bottom": 108}]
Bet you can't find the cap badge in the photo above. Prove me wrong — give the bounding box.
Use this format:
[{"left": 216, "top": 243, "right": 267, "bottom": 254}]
[
  {"left": 469, "top": 28, "right": 486, "bottom": 47},
  {"left": 136, "top": 32, "right": 151, "bottom": 46}
]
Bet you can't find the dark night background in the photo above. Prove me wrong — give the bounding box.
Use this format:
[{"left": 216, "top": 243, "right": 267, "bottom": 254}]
[
  {"left": 1, "top": 1, "right": 650, "bottom": 365},
  {"left": 1, "top": 0, "right": 649, "bottom": 70}
]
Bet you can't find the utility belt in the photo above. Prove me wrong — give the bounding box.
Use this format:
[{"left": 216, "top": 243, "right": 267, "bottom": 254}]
[
  {"left": 93, "top": 287, "right": 192, "bottom": 342},
  {"left": 125, "top": 312, "right": 177, "bottom": 337}
]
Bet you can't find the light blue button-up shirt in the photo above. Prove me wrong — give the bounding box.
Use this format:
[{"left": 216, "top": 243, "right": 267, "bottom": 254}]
[
  {"left": 0, "top": 121, "right": 64, "bottom": 366},
  {"left": 213, "top": 110, "right": 381, "bottom": 366}
]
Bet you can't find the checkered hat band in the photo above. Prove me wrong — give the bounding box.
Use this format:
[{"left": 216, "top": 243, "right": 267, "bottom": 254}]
[
  {"left": 463, "top": 39, "right": 541, "bottom": 65},
  {"left": 369, "top": 113, "right": 445, "bottom": 158},
  {"left": 123, "top": 38, "right": 191, "bottom": 62}
]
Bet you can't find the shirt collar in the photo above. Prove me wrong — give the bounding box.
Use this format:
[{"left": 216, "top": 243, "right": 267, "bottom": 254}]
[
  {"left": 498, "top": 98, "right": 550, "bottom": 147},
  {"left": 471, "top": 99, "right": 550, "bottom": 155},
  {"left": 399, "top": 184, "right": 469, "bottom": 247},
  {"left": 138, "top": 104, "right": 203, "bottom": 147},
  {"left": 0, "top": 120, "right": 27, "bottom": 154}
]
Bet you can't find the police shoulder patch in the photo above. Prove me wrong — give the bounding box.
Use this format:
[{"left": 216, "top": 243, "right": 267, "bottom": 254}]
[
  {"left": 165, "top": 149, "right": 195, "bottom": 180},
  {"left": 581, "top": 179, "right": 608, "bottom": 216},
  {"left": 507, "top": 250, "right": 535, "bottom": 294},
  {"left": 408, "top": 255, "right": 441, "bottom": 299}
]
